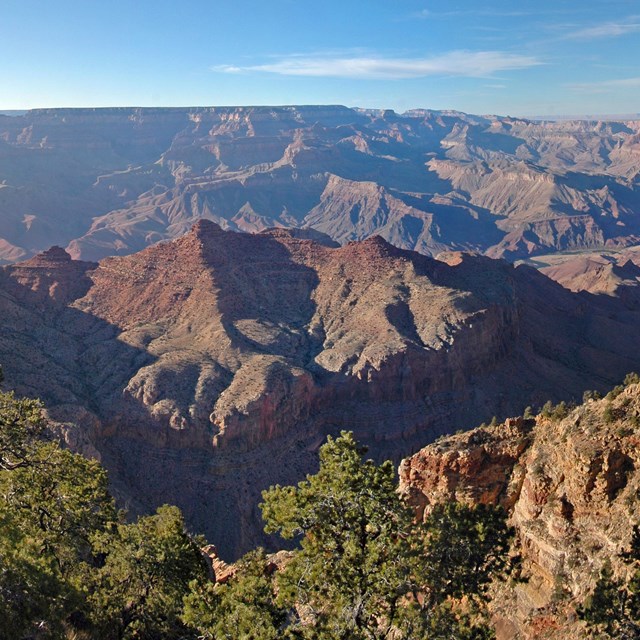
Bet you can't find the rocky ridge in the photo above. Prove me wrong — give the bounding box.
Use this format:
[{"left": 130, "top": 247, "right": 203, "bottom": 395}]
[
  {"left": 400, "top": 381, "right": 640, "bottom": 639},
  {"left": 2, "top": 223, "right": 640, "bottom": 558}
]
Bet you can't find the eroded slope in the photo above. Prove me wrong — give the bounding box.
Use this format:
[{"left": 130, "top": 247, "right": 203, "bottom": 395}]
[
  {"left": 1, "top": 107, "right": 639, "bottom": 264},
  {"left": 2, "top": 223, "right": 640, "bottom": 557}
]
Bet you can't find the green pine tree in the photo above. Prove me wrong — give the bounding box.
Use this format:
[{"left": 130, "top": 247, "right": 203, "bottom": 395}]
[
  {"left": 88, "top": 505, "right": 208, "bottom": 640},
  {"left": 182, "top": 548, "right": 287, "bottom": 640},
  {"left": 255, "top": 432, "right": 511, "bottom": 639}
]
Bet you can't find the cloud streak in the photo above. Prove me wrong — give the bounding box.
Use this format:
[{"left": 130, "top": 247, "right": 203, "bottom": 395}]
[
  {"left": 212, "top": 51, "right": 541, "bottom": 80},
  {"left": 565, "top": 17, "right": 640, "bottom": 40},
  {"left": 567, "top": 77, "right": 640, "bottom": 93},
  {"left": 411, "top": 8, "right": 540, "bottom": 19}
]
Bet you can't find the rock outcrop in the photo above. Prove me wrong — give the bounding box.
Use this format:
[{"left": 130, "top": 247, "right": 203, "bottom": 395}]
[
  {"left": 400, "top": 381, "right": 640, "bottom": 639},
  {"left": 1, "top": 107, "right": 639, "bottom": 265},
  {"left": 2, "top": 223, "right": 640, "bottom": 559},
  {"left": 538, "top": 251, "right": 640, "bottom": 303}
]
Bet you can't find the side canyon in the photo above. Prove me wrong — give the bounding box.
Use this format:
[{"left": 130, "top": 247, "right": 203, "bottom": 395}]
[{"left": 1, "top": 106, "right": 639, "bottom": 267}]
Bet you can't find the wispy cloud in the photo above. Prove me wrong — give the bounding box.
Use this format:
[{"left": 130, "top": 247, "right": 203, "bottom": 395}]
[
  {"left": 565, "top": 16, "right": 640, "bottom": 39},
  {"left": 411, "top": 8, "right": 537, "bottom": 19},
  {"left": 212, "top": 51, "right": 541, "bottom": 80},
  {"left": 567, "top": 77, "right": 640, "bottom": 93}
]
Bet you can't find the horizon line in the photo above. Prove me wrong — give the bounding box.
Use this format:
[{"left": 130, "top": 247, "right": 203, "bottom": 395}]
[{"left": 1, "top": 105, "right": 639, "bottom": 122}]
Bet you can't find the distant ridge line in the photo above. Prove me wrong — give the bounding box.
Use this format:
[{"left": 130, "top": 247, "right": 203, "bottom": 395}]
[
  {"left": 528, "top": 113, "right": 640, "bottom": 121},
  {"left": 2, "top": 106, "right": 639, "bottom": 122}
]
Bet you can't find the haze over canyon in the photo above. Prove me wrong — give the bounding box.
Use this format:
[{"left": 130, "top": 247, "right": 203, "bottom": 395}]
[{"left": 1, "top": 105, "right": 639, "bottom": 270}]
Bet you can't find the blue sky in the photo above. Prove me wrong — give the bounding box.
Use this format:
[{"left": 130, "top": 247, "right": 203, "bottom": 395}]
[{"left": 1, "top": 0, "right": 639, "bottom": 116}]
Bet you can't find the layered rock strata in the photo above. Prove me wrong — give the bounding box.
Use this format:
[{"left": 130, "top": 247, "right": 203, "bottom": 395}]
[
  {"left": 400, "top": 383, "right": 640, "bottom": 639},
  {"left": 2, "top": 223, "right": 640, "bottom": 557},
  {"left": 1, "top": 106, "right": 639, "bottom": 265}
]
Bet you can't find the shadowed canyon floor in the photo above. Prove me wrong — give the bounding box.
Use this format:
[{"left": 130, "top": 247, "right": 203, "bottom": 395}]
[
  {"left": 1, "top": 106, "right": 639, "bottom": 266},
  {"left": 2, "top": 222, "right": 640, "bottom": 558}
]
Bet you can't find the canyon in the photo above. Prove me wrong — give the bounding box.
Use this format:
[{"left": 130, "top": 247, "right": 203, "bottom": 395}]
[
  {"left": 1, "top": 221, "right": 640, "bottom": 558},
  {"left": 1, "top": 106, "right": 639, "bottom": 270},
  {"left": 2, "top": 105, "right": 640, "bottom": 620}
]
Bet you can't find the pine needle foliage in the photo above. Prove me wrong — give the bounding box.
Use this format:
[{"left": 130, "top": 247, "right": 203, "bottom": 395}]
[
  {"left": 579, "top": 525, "right": 640, "bottom": 639},
  {"left": 222, "top": 431, "right": 513, "bottom": 640}
]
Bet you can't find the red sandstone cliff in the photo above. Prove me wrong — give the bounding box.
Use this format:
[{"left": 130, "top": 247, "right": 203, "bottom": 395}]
[{"left": 400, "top": 382, "right": 640, "bottom": 639}]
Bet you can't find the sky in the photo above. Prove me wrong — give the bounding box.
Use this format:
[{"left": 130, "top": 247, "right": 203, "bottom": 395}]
[{"left": 1, "top": 0, "right": 639, "bottom": 116}]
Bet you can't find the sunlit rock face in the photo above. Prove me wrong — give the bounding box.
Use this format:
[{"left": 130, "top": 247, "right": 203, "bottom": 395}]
[{"left": 400, "top": 384, "right": 640, "bottom": 639}]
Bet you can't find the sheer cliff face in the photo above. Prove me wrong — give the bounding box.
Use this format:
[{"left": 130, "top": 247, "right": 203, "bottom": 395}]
[
  {"left": 0, "top": 106, "right": 639, "bottom": 265},
  {"left": 2, "top": 223, "right": 640, "bottom": 558},
  {"left": 399, "top": 384, "right": 640, "bottom": 639}
]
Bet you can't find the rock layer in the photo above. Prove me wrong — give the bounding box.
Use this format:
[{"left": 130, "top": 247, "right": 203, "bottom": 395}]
[
  {"left": 400, "top": 383, "right": 640, "bottom": 639},
  {"left": 2, "top": 223, "right": 640, "bottom": 558},
  {"left": 1, "top": 107, "right": 639, "bottom": 264}
]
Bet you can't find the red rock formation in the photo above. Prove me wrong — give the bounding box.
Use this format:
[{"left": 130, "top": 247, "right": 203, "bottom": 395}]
[
  {"left": 2, "top": 246, "right": 97, "bottom": 307},
  {"left": 2, "top": 223, "right": 640, "bottom": 559},
  {"left": 399, "top": 417, "right": 534, "bottom": 521},
  {"left": 400, "top": 383, "right": 640, "bottom": 639},
  {"left": 539, "top": 252, "right": 640, "bottom": 304}
]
